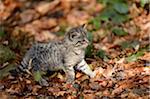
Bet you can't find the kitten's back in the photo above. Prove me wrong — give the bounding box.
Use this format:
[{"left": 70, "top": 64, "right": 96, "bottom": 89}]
[{"left": 17, "top": 41, "right": 65, "bottom": 73}]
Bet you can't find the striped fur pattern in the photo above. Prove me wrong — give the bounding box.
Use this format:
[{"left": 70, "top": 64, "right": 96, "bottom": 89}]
[{"left": 12, "top": 24, "right": 95, "bottom": 86}]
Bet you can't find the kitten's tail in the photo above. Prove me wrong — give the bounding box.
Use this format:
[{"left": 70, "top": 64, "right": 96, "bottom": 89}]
[
  {"left": 9, "top": 59, "right": 32, "bottom": 76},
  {"left": 9, "top": 65, "right": 24, "bottom": 77}
]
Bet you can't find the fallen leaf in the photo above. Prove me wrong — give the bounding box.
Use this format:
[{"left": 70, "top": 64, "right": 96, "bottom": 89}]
[{"left": 35, "top": 0, "right": 60, "bottom": 15}]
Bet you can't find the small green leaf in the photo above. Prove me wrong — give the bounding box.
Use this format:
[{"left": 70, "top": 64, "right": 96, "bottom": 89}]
[
  {"left": 57, "top": 31, "right": 65, "bottom": 36},
  {"left": 85, "top": 32, "right": 94, "bottom": 57},
  {"left": 85, "top": 44, "right": 93, "bottom": 57},
  {"left": 136, "top": 51, "right": 144, "bottom": 57},
  {"left": 73, "top": 83, "right": 80, "bottom": 89},
  {"left": 112, "top": 28, "right": 128, "bottom": 36},
  {"left": 96, "top": 49, "right": 105, "bottom": 58},
  {"left": 100, "top": 7, "right": 129, "bottom": 24},
  {"left": 79, "top": 96, "right": 84, "bottom": 99},
  {"left": 33, "top": 71, "right": 42, "bottom": 81},
  {"left": 0, "top": 27, "right": 5, "bottom": 37},
  {"left": 87, "top": 32, "right": 93, "bottom": 42},
  {"left": 99, "top": 7, "right": 114, "bottom": 21},
  {"left": 126, "top": 51, "right": 144, "bottom": 62},
  {"left": 90, "top": 18, "right": 101, "bottom": 30},
  {"left": 96, "top": 49, "right": 109, "bottom": 61},
  {"left": 111, "top": 13, "right": 129, "bottom": 24},
  {"left": 140, "top": 0, "right": 150, "bottom": 7},
  {"left": 114, "top": 2, "right": 128, "bottom": 14},
  {"left": 120, "top": 41, "right": 131, "bottom": 49},
  {"left": 120, "top": 40, "right": 140, "bottom": 50},
  {"left": 97, "top": 0, "right": 110, "bottom": 5},
  {"left": 57, "top": 25, "right": 66, "bottom": 36}
]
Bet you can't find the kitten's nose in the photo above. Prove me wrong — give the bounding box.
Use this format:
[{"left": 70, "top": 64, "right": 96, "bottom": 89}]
[{"left": 83, "top": 38, "right": 89, "bottom": 44}]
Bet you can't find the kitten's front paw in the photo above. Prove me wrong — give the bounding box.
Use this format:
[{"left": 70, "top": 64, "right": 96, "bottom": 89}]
[{"left": 39, "top": 78, "right": 49, "bottom": 86}]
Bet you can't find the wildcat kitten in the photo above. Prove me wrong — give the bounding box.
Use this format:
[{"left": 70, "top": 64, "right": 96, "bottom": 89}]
[{"left": 10, "top": 24, "right": 95, "bottom": 86}]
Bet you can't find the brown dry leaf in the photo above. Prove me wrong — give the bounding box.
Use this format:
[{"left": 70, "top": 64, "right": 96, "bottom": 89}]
[
  {"left": 60, "top": 0, "right": 72, "bottom": 14},
  {"left": 0, "top": 0, "right": 21, "bottom": 22},
  {"left": 89, "top": 82, "right": 101, "bottom": 90},
  {"left": 125, "top": 92, "right": 144, "bottom": 99},
  {"left": 48, "top": 86, "right": 60, "bottom": 93},
  {"left": 76, "top": 74, "right": 89, "bottom": 82},
  {"left": 67, "top": 10, "right": 90, "bottom": 26},
  {"left": 76, "top": 72, "right": 83, "bottom": 79},
  {"left": 0, "top": 92, "right": 9, "bottom": 99},
  {"left": 20, "top": 9, "right": 40, "bottom": 24},
  {"left": 48, "top": 84, "right": 72, "bottom": 96},
  {"left": 35, "top": 0, "right": 60, "bottom": 15},
  {"left": 134, "top": 13, "right": 150, "bottom": 32},
  {"left": 112, "top": 75, "right": 149, "bottom": 96},
  {"left": 32, "top": 18, "right": 57, "bottom": 30},
  {"left": 124, "top": 67, "right": 150, "bottom": 78},
  {"left": 21, "top": 24, "right": 37, "bottom": 35},
  {"left": 57, "top": 72, "right": 65, "bottom": 81},
  {"left": 63, "top": 83, "right": 72, "bottom": 89},
  {"left": 82, "top": 0, "right": 104, "bottom": 14},
  {"left": 94, "top": 67, "right": 104, "bottom": 78},
  {"left": 35, "top": 30, "right": 57, "bottom": 42},
  {"left": 6, "top": 83, "right": 22, "bottom": 94},
  {"left": 25, "top": 79, "right": 31, "bottom": 84},
  {"left": 139, "top": 53, "right": 150, "bottom": 61},
  {"left": 21, "top": 18, "right": 57, "bottom": 41},
  {"left": 32, "top": 85, "right": 42, "bottom": 95},
  {"left": 67, "top": 95, "right": 77, "bottom": 99},
  {"left": 103, "top": 89, "right": 111, "bottom": 96},
  {"left": 83, "top": 93, "right": 95, "bottom": 99},
  {"left": 94, "top": 66, "right": 114, "bottom": 79},
  {"left": 129, "top": 3, "right": 141, "bottom": 18},
  {"left": 55, "top": 91, "right": 66, "bottom": 96},
  {"left": 120, "top": 62, "right": 137, "bottom": 70},
  {"left": 142, "top": 75, "right": 149, "bottom": 83},
  {"left": 112, "top": 81, "right": 133, "bottom": 95}
]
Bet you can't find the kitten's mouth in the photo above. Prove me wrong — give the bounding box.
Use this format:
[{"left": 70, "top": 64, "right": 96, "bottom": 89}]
[{"left": 82, "top": 42, "right": 89, "bottom": 47}]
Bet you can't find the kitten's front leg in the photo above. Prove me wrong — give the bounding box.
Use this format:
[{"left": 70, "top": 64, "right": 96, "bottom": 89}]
[
  {"left": 76, "top": 59, "right": 95, "bottom": 78},
  {"left": 64, "top": 66, "right": 75, "bottom": 83}
]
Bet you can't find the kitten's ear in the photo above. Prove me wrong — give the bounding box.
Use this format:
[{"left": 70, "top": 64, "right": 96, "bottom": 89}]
[{"left": 81, "top": 24, "right": 87, "bottom": 29}]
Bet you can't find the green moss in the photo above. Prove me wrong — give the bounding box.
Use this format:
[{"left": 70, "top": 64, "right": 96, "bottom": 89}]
[{"left": 0, "top": 45, "right": 15, "bottom": 64}]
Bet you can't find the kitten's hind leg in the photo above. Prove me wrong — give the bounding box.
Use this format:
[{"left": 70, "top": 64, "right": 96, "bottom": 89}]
[
  {"left": 33, "top": 71, "right": 49, "bottom": 86},
  {"left": 32, "top": 58, "right": 49, "bottom": 86},
  {"left": 76, "top": 60, "right": 95, "bottom": 78}
]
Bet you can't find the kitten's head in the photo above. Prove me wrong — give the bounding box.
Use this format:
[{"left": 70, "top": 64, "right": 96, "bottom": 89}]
[{"left": 64, "top": 24, "right": 89, "bottom": 49}]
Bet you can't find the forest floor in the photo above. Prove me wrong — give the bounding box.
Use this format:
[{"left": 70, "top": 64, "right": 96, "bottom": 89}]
[{"left": 0, "top": 0, "right": 150, "bottom": 98}]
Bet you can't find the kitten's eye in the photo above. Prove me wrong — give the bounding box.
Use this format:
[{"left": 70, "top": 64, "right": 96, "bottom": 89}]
[{"left": 71, "top": 33, "right": 78, "bottom": 38}]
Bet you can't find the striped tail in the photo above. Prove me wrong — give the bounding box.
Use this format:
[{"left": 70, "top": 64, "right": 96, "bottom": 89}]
[
  {"left": 9, "top": 65, "right": 24, "bottom": 77},
  {"left": 9, "top": 58, "right": 33, "bottom": 76}
]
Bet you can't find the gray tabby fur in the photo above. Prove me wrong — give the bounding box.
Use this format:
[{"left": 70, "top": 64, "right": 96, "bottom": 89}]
[{"left": 14, "top": 25, "right": 95, "bottom": 86}]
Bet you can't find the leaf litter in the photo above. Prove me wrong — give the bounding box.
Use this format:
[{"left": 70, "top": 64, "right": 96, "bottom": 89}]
[{"left": 0, "top": 0, "right": 150, "bottom": 98}]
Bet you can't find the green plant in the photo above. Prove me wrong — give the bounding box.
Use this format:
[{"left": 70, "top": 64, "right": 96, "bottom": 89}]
[
  {"left": 100, "top": 0, "right": 129, "bottom": 24},
  {"left": 112, "top": 27, "right": 128, "bottom": 36},
  {"left": 0, "top": 26, "right": 5, "bottom": 37},
  {"left": 90, "top": 0, "right": 129, "bottom": 31},
  {"left": 140, "top": 0, "right": 150, "bottom": 7},
  {"left": 85, "top": 32, "right": 94, "bottom": 57},
  {"left": 96, "top": 49, "right": 109, "bottom": 61},
  {"left": 126, "top": 51, "right": 144, "bottom": 62}
]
